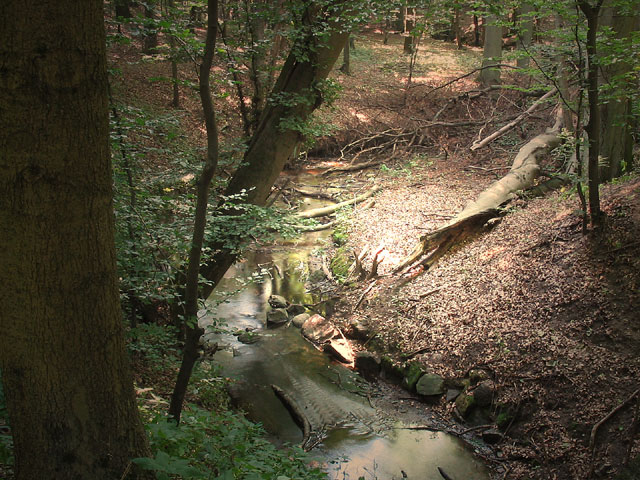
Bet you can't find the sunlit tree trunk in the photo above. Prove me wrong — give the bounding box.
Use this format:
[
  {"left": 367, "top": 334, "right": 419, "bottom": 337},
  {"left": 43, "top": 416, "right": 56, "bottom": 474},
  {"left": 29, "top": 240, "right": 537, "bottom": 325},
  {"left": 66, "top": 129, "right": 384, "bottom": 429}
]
[
  {"left": 517, "top": 3, "right": 534, "bottom": 68},
  {"left": 479, "top": 14, "right": 502, "bottom": 86},
  {"left": 0, "top": 0, "right": 150, "bottom": 478}
]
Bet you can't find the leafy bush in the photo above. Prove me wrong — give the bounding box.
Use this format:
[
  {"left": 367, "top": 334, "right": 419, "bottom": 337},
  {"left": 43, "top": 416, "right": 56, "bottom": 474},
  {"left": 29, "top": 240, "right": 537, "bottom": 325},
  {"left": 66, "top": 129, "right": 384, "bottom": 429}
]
[{"left": 135, "top": 406, "right": 327, "bottom": 480}]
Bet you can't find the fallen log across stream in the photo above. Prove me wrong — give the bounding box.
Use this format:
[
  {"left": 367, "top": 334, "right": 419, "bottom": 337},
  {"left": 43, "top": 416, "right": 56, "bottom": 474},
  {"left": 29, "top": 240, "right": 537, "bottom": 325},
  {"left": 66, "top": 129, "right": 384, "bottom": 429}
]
[
  {"left": 296, "top": 185, "right": 381, "bottom": 219},
  {"left": 393, "top": 114, "right": 563, "bottom": 274}
]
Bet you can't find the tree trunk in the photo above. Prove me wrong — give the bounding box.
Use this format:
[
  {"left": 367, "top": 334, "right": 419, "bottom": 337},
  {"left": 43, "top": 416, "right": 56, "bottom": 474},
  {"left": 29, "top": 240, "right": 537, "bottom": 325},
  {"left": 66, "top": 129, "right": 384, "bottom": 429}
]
[
  {"left": 597, "top": 2, "right": 639, "bottom": 180},
  {"left": 397, "top": 6, "right": 407, "bottom": 32},
  {"left": 143, "top": 1, "right": 158, "bottom": 55},
  {"left": 454, "top": 6, "right": 463, "bottom": 49},
  {"left": 168, "top": 0, "right": 219, "bottom": 424},
  {"left": 516, "top": 3, "right": 534, "bottom": 68},
  {"left": 479, "top": 15, "right": 502, "bottom": 86},
  {"left": 473, "top": 15, "right": 480, "bottom": 46},
  {"left": 579, "top": 0, "right": 603, "bottom": 224},
  {"left": 168, "top": 0, "right": 180, "bottom": 108},
  {"left": 197, "top": 4, "right": 350, "bottom": 301},
  {"left": 0, "top": 1, "right": 150, "bottom": 478},
  {"left": 115, "top": 0, "right": 132, "bottom": 19},
  {"left": 249, "top": 0, "right": 269, "bottom": 132},
  {"left": 341, "top": 34, "right": 351, "bottom": 74}
]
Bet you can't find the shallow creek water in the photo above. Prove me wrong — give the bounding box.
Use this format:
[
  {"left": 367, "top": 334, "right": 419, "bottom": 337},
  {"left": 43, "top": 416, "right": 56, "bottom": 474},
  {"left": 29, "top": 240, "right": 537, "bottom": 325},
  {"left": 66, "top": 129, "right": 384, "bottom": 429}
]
[{"left": 201, "top": 184, "right": 490, "bottom": 480}]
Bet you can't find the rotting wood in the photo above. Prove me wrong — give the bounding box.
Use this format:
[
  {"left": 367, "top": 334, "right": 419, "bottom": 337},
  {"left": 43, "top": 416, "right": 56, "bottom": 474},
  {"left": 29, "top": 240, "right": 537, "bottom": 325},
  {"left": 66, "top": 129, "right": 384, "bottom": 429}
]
[
  {"left": 470, "top": 88, "right": 558, "bottom": 151},
  {"left": 271, "top": 384, "right": 312, "bottom": 449},
  {"left": 296, "top": 185, "right": 381, "bottom": 219},
  {"left": 393, "top": 116, "right": 563, "bottom": 275}
]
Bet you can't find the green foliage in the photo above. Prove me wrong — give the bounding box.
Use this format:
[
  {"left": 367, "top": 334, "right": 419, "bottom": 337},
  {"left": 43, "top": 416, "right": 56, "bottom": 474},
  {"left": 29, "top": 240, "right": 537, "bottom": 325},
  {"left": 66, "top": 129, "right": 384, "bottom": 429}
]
[
  {"left": 127, "top": 324, "right": 181, "bottom": 368},
  {"left": 135, "top": 406, "right": 326, "bottom": 480}
]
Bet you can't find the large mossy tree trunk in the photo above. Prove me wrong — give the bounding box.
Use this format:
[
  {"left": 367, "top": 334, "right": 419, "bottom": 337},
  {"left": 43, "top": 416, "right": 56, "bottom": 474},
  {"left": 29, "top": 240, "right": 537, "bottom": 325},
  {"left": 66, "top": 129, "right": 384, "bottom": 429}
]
[{"left": 0, "top": 1, "right": 150, "bottom": 478}]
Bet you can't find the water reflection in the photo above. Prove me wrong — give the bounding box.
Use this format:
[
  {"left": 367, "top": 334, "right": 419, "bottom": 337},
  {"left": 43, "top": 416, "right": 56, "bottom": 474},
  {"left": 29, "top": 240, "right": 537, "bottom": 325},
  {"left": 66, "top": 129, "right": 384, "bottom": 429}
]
[{"left": 203, "top": 247, "right": 489, "bottom": 480}]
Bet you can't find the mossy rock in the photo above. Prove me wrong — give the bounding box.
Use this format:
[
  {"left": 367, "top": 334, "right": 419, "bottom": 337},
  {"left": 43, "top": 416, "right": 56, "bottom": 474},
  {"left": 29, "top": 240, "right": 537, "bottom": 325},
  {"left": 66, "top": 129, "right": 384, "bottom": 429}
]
[
  {"left": 416, "top": 373, "right": 445, "bottom": 397},
  {"left": 469, "top": 369, "right": 490, "bottom": 385},
  {"left": 402, "top": 362, "right": 425, "bottom": 392},
  {"left": 455, "top": 392, "right": 476, "bottom": 417},
  {"left": 380, "top": 355, "right": 405, "bottom": 382}
]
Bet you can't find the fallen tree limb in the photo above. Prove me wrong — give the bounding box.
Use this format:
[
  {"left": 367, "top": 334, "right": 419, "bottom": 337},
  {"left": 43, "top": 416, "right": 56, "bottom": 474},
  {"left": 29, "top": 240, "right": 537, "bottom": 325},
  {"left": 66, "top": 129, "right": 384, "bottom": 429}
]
[
  {"left": 271, "top": 384, "right": 312, "bottom": 449},
  {"left": 322, "top": 159, "right": 384, "bottom": 175},
  {"left": 292, "top": 186, "right": 336, "bottom": 201},
  {"left": 296, "top": 185, "right": 381, "bottom": 219},
  {"left": 394, "top": 119, "right": 563, "bottom": 274},
  {"left": 470, "top": 88, "right": 558, "bottom": 151}
]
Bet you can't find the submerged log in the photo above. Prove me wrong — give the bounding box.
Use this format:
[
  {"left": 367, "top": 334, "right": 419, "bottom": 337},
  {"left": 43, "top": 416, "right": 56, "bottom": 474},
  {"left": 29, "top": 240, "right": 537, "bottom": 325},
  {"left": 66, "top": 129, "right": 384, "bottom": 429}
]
[
  {"left": 394, "top": 120, "right": 562, "bottom": 274},
  {"left": 271, "top": 384, "right": 312, "bottom": 448}
]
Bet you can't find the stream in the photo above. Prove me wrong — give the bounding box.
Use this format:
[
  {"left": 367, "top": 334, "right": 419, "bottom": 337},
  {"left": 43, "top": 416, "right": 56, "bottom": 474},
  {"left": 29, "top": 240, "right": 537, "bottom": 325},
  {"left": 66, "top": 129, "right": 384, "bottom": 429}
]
[{"left": 202, "top": 179, "right": 491, "bottom": 480}]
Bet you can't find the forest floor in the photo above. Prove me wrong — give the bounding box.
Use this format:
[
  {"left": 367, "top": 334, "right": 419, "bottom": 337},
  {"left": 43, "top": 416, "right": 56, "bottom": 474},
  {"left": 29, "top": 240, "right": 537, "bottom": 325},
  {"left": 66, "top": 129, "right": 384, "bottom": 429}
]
[{"left": 109, "top": 23, "right": 640, "bottom": 480}]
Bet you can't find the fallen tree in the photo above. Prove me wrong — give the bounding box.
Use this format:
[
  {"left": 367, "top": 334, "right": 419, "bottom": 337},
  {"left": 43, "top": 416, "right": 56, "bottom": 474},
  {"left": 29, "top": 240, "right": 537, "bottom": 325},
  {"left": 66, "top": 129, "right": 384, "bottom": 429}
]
[{"left": 393, "top": 112, "right": 563, "bottom": 274}]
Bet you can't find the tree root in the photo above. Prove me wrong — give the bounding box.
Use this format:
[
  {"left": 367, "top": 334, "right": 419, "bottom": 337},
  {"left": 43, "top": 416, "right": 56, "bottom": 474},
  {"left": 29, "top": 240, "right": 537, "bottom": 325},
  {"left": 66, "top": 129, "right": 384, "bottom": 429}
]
[{"left": 589, "top": 388, "right": 640, "bottom": 477}]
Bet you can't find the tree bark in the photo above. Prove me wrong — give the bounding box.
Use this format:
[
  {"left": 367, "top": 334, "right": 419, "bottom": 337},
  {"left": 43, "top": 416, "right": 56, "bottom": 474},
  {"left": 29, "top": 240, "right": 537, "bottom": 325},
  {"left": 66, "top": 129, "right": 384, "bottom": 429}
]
[
  {"left": 143, "top": 1, "right": 158, "bottom": 55},
  {"left": 249, "top": 0, "right": 269, "bottom": 132},
  {"left": 168, "top": 0, "right": 180, "bottom": 108},
  {"left": 340, "top": 34, "right": 351, "bottom": 74},
  {"left": 479, "top": 15, "right": 502, "bottom": 86},
  {"left": 0, "top": 1, "right": 150, "bottom": 478}
]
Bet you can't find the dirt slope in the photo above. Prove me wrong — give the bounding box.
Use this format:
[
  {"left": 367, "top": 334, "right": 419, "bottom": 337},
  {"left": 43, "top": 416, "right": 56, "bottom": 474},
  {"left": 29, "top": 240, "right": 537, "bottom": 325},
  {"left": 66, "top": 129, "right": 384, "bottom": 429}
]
[{"left": 332, "top": 170, "right": 640, "bottom": 479}]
